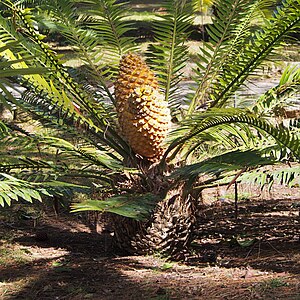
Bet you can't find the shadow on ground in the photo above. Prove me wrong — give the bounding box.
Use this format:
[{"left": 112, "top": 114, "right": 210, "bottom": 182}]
[
  {"left": 192, "top": 198, "right": 300, "bottom": 275},
  {"left": 0, "top": 196, "right": 299, "bottom": 299},
  {"left": 0, "top": 216, "right": 160, "bottom": 300}
]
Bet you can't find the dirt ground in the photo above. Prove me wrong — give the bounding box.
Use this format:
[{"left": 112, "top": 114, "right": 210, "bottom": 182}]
[{"left": 0, "top": 184, "right": 299, "bottom": 300}]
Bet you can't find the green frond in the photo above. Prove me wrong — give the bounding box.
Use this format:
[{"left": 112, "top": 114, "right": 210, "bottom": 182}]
[
  {"left": 82, "top": 0, "right": 137, "bottom": 57},
  {"left": 71, "top": 193, "right": 160, "bottom": 221},
  {"left": 0, "top": 80, "right": 21, "bottom": 112},
  {"left": 0, "top": 27, "right": 47, "bottom": 111},
  {"left": 252, "top": 65, "right": 300, "bottom": 116},
  {"left": 37, "top": 0, "right": 118, "bottom": 103},
  {"left": 164, "top": 108, "right": 300, "bottom": 161},
  {"left": 213, "top": 0, "right": 300, "bottom": 108},
  {"left": 239, "top": 164, "right": 300, "bottom": 190},
  {"left": 0, "top": 149, "right": 120, "bottom": 190},
  {"left": 0, "top": 173, "right": 44, "bottom": 206},
  {"left": 0, "top": 172, "right": 87, "bottom": 207},
  {"left": 188, "top": 0, "right": 259, "bottom": 112},
  {"left": 0, "top": 121, "right": 9, "bottom": 134},
  {"left": 171, "top": 149, "right": 275, "bottom": 185},
  {"left": 1, "top": 3, "right": 132, "bottom": 160},
  {"left": 188, "top": 0, "right": 300, "bottom": 113},
  {"left": 3, "top": 0, "right": 49, "bottom": 8},
  {"left": 173, "top": 121, "right": 262, "bottom": 162},
  {"left": 0, "top": 124, "right": 124, "bottom": 174},
  {"left": 38, "top": 136, "right": 124, "bottom": 170},
  {"left": 146, "top": 0, "right": 194, "bottom": 106},
  {"left": 0, "top": 15, "right": 47, "bottom": 75},
  {"left": 24, "top": 88, "right": 131, "bottom": 159},
  {"left": 0, "top": 122, "right": 131, "bottom": 201},
  {"left": 6, "top": 4, "right": 111, "bottom": 126},
  {"left": 8, "top": 84, "right": 130, "bottom": 160},
  {"left": 192, "top": 0, "right": 215, "bottom": 13}
]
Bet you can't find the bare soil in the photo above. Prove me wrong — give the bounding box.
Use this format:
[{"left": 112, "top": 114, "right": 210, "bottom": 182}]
[{"left": 0, "top": 185, "right": 299, "bottom": 300}]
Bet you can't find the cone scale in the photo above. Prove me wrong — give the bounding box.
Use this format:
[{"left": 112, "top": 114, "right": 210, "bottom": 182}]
[{"left": 115, "top": 53, "right": 170, "bottom": 159}]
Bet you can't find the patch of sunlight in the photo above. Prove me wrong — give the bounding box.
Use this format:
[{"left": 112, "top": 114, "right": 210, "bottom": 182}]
[
  {"left": 123, "top": 14, "right": 163, "bottom": 22},
  {"left": 122, "top": 11, "right": 212, "bottom": 25},
  {"left": 0, "top": 240, "right": 69, "bottom": 266},
  {"left": 63, "top": 58, "right": 84, "bottom": 68},
  {"left": 25, "top": 247, "right": 69, "bottom": 260},
  {"left": 0, "top": 244, "right": 32, "bottom": 266},
  {"left": 194, "top": 15, "right": 212, "bottom": 25},
  {"left": 186, "top": 41, "right": 205, "bottom": 55}
]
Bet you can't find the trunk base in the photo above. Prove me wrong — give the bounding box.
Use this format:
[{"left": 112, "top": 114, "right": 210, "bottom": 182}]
[{"left": 111, "top": 192, "right": 197, "bottom": 260}]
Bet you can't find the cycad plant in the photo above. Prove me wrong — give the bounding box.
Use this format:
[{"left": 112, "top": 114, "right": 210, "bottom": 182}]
[{"left": 0, "top": 0, "right": 299, "bottom": 258}]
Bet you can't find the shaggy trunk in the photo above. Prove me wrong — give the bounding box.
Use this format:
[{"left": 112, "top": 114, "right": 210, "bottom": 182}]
[{"left": 111, "top": 188, "right": 197, "bottom": 260}]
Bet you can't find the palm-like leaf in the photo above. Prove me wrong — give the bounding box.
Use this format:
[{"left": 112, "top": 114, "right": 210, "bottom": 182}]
[
  {"left": 0, "top": 172, "right": 87, "bottom": 207},
  {"left": 82, "top": 0, "right": 137, "bottom": 57},
  {"left": 0, "top": 120, "right": 125, "bottom": 178},
  {"left": 171, "top": 149, "right": 275, "bottom": 186},
  {"left": 1, "top": 3, "right": 133, "bottom": 159},
  {"left": 188, "top": 0, "right": 300, "bottom": 113},
  {"left": 165, "top": 108, "right": 300, "bottom": 161},
  {"left": 253, "top": 65, "right": 300, "bottom": 117},
  {"left": 38, "top": 0, "right": 137, "bottom": 103},
  {"left": 146, "top": 0, "right": 194, "bottom": 107},
  {"left": 239, "top": 164, "right": 300, "bottom": 190},
  {"left": 71, "top": 193, "right": 160, "bottom": 221}
]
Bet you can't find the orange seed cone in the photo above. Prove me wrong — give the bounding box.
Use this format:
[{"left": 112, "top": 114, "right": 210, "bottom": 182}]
[{"left": 115, "top": 53, "right": 170, "bottom": 159}]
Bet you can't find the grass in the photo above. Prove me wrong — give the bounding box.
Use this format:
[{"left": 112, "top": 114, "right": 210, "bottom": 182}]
[
  {"left": 247, "top": 278, "right": 291, "bottom": 299},
  {"left": 151, "top": 262, "right": 174, "bottom": 273},
  {"left": 251, "top": 278, "right": 289, "bottom": 296},
  {"left": 150, "top": 295, "right": 170, "bottom": 300},
  {"left": 0, "top": 243, "right": 32, "bottom": 266},
  {"left": 224, "top": 191, "right": 252, "bottom": 202}
]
